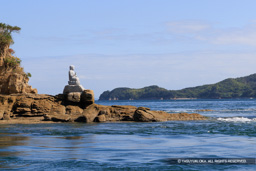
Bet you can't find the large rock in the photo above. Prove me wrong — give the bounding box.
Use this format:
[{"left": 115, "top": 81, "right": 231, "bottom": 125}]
[
  {"left": 66, "top": 105, "right": 83, "bottom": 115},
  {"left": 133, "top": 107, "right": 169, "bottom": 122},
  {"left": 95, "top": 114, "right": 106, "bottom": 122},
  {"left": 66, "top": 92, "right": 81, "bottom": 103},
  {"left": 73, "top": 104, "right": 137, "bottom": 123},
  {"left": 44, "top": 114, "right": 71, "bottom": 122},
  {"left": 31, "top": 99, "right": 52, "bottom": 115},
  {"left": 134, "top": 107, "right": 207, "bottom": 122},
  {"left": 14, "top": 98, "right": 34, "bottom": 115},
  {"left": 0, "top": 63, "right": 37, "bottom": 95},
  {"left": 50, "top": 104, "right": 66, "bottom": 115},
  {"left": 108, "top": 105, "right": 137, "bottom": 121},
  {"left": 80, "top": 89, "right": 94, "bottom": 108},
  {"left": 78, "top": 104, "right": 100, "bottom": 122},
  {"left": 0, "top": 95, "right": 17, "bottom": 115}
]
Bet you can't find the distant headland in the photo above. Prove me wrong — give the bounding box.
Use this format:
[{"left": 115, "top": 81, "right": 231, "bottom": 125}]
[{"left": 99, "top": 74, "right": 256, "bottom": 100}]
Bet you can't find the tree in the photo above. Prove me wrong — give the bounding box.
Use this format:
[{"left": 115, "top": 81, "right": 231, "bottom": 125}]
[{"left": 0, "top": 23, "right": 21, "bottom": 57}]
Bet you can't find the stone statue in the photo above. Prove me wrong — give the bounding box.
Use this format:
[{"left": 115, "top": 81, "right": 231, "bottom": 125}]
[
  {"left": 63, "top": 65, "right": 85, "bottom": 94},
  {"left": 68, "top": 65, "right": 80, "bottom": 85}
]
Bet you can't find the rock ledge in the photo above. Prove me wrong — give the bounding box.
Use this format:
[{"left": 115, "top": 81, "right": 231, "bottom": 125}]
[{"left": 0, "top": 93, "right": 207, "bottom": 123}]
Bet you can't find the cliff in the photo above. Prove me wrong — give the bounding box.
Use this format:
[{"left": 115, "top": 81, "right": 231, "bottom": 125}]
[{"left": 0, "top": 23, "right": 37, "bottom": 95}]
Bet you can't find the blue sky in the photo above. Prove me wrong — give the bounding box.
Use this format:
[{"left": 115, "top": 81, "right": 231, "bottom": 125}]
[{"left": 1, "top": 0, "right": 256, "bottom": 98}]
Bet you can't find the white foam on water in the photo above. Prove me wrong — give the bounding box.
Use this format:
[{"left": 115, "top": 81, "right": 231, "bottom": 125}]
[
  {"left": 221, "top": 108, "right": 256, "bottom": 112},
  {"left": 164, "top": 110, "right": 195, "bottom": 113},
  {"left": 217, "top": 117, "right": 256, "bottom": 122}
]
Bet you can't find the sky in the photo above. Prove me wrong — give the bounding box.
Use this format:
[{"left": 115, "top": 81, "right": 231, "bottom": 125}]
[{"left": 1, "top": 0, "right": 256, "bottom": 99}]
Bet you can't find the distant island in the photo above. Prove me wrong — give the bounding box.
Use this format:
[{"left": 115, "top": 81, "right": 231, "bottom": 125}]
[{"left": 99, "top": 74, "right": 256, "bottom": 100}]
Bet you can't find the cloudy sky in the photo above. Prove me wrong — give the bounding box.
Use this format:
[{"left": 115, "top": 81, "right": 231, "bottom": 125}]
[{"left": 1, "top": 0, "right": 256, "bottom": 98}]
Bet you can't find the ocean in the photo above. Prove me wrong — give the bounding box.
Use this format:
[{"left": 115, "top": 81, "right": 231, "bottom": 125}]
[{"left": 0, "top": 99, "right": 256, "bottom": 170}]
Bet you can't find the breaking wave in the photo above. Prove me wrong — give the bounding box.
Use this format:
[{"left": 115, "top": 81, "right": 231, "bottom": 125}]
[{"left": 217, "top": 117, "right": 256, "bottom": 122}]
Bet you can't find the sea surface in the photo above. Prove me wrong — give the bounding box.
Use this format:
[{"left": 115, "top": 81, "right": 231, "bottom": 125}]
[{"left": 0, "top": 99, "right": 256, "bottom": 170}]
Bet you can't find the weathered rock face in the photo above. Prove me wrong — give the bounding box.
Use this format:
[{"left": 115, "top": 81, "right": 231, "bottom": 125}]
[
  {"left": 0, "top": 72, "right": 37, "bottom": 94},
  {"left": 80, "top": 90, "right": 94, "bottom": 108},
  {"left": 134, "top": 107, "right": 168, "bottom": 122},
  {"left": 0, "top": 93, "right": 207, "bottom": 123},
  {"left": 0, "top": 56, "right": 37, "bottom": 95},
  {"left": 65, "top": 105, "right": 83, "bottom": 115},
  {"left": 134, "top": 107, "right": 206, "bottom": 122},
  {"left": 66, "top": 92, "right": 81, "bottom": 103},
  {"left": 63, "top": 89, "right": 95, "bottom": 109}
]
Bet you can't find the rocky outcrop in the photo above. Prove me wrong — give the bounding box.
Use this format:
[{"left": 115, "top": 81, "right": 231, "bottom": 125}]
[
  {"left": 66, "top": 92, "right": 81, "bottom": 103},
  {"left": 134, "top": 107, "right": 169, "bottom": 122},
  {"left": 44, "top": 103, "right": 207, "bottom": 123},
  {"left": 80, "top": 90, "right": 94, "bottom": 107},
  {"left": 134, "top": 107, "right": 206, "bottom": 122},
  {"left": 0, "top": 71, "right": 37, "bottom": 94},
  {"left": 0, "top": 55, "right": 37, "bottom": 95},
  {"left": 0, "top": 93, "right": 207, "bottom": 123}
]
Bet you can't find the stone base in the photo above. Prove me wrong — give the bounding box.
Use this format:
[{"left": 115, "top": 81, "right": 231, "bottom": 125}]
[
  {"left": 68, "top": 81, "right": 79, "bottom": 85},
  {"left": 81, "top": 89, "right": 95, "bottom": 108},
  {"left": 63, "top": 85, "right": 85, "bottom": 94}
]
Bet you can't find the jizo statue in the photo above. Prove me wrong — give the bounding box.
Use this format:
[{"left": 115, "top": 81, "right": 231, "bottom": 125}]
[{"left": 68, "top": 65, "right": 81, "bottom": 86}]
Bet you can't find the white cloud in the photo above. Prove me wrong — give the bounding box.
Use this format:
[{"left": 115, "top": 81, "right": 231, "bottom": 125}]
[
  {"left": 164, "top": 20, "right": 256, "bottom": 47},
  {"left": 212, "top": 25, "right": 256, "bottom": 46},
  {"left": 166, "top": 21, "right": 211, "bottom": 34}
]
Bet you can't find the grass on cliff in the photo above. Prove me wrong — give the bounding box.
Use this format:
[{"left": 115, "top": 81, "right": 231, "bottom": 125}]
[
  {"left": 0, "top": 23, "right": 32, "bottom": 78},
  {"left": 0, "top": 23, "right": 20, "bottom": 56},
  {"left": 4, "top": 56, "right": 21, "bottom": 69}
]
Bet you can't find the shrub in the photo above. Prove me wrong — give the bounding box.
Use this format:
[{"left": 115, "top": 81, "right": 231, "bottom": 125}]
[
  {"left": 8, "top": 48, "right": 15, "bottom": 54},
  {"left": 4, "top": 56, "right": 21, "bottom": 69},
  {"left": 26, "top": 72, "right": 32, "bottom": 78}
]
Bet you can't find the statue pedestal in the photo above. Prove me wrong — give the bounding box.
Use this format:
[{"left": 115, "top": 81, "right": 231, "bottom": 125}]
[
  {"left": 63, "top": 85, "right": 85, "bottom": 94},
  {"left": 63, "top": 65, "right": 93, "bottom": 106},
  {"left": 68, "top": 80, "right": 79, "bottom": 85}
]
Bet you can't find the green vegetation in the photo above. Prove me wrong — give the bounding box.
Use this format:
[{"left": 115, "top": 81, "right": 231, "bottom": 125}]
[
  {"left": 99, "top": 74, "right": 256, "bottom": 100},
  {"left": 26, "top": 72, "right": 32, "bottom": 78},
  {"left": 0, "top": 23, "right": 28, "bottom": 75},
  {"left": 4, "top": 56, "right": 21, "bottom": 69},
  {"left": 0, "top": 23, "right": 21, "bottom": 56}
]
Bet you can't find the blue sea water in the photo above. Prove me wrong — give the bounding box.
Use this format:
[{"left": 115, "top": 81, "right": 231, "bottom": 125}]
[{"left": 0, "top": 99, "right": 256, "bottom": 170}]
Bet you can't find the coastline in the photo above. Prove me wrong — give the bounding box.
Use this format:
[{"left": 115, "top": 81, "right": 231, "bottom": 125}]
[
  {"left": 0, "top": 93, "right": 207, "bottom": 124},
  {"left": 0, "top": 116, "right": 55, "bottom": 124}
]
